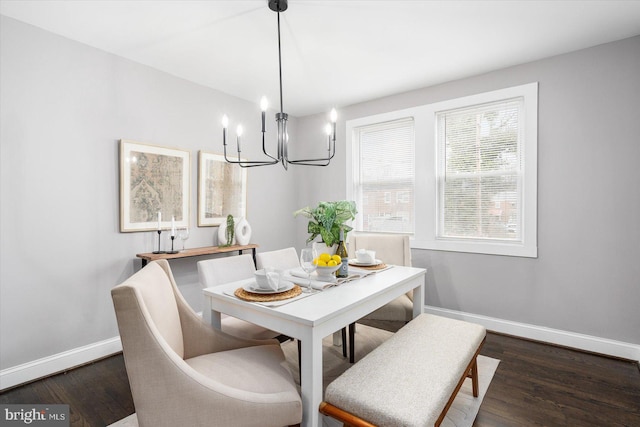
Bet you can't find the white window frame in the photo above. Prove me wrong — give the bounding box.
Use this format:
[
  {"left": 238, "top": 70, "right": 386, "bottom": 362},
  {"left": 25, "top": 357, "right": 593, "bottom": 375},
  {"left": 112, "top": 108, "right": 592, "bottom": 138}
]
[
  {"left": 346, "top": 108, "right": 419, "bottom": 233},
  {"left": 347, "top": 82, "right": 538, "bottom": 258}
]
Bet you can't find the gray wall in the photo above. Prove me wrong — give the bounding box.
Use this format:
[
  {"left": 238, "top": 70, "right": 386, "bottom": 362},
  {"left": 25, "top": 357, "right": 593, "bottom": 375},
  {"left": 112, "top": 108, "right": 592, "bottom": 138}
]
[
  {"left": 0, "top": 16, "right": 299, "bottom": 370},
  {"left": 297, "top": 35, "right": 640, "bottom": 345}
]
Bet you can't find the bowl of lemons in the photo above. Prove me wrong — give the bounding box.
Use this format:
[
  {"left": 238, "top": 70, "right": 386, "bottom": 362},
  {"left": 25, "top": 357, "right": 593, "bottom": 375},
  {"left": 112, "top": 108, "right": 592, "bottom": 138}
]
[{"left": 314, "top": 253, "right": 342, "bottom": 278}]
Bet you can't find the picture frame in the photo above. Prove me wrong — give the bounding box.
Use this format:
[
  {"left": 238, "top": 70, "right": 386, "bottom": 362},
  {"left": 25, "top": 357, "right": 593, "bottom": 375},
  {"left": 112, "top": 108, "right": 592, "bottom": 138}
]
[
  {"left": 119, "top": 139, "right": 190, "bottom": 232},
  {"left": 198, "top": 151, "right": 247, "bottom": 227}
]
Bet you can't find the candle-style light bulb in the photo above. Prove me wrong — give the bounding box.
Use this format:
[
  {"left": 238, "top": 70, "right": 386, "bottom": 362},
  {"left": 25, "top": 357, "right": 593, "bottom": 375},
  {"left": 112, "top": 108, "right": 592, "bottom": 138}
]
[
  {"left": 236, "top": 125, "right": 243, "bottom": 153},
  {"left": 330, "top": 108, "right": 337, "bottom": 123},
  {"left": 221, "top": 114, "right": 229, "bottom": 128}
]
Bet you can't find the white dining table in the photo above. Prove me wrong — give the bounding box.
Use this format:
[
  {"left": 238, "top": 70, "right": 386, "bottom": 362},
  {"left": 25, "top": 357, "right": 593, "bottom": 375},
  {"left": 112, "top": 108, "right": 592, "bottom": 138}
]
[{"left": 202, "top": 265, "right": 426, "bottom": 427}]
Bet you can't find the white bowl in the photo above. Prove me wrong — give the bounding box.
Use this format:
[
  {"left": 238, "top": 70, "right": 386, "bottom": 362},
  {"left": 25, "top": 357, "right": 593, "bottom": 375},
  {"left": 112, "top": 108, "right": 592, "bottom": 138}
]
[
  {"left": 254, "top": 269, "right": 270, "bottom": 290},
  {"left": 315, "top": 264, "right": 341, "bottom": 277},
  {"left": 356, "top": 249, "right": 376, "bottom": 264}
]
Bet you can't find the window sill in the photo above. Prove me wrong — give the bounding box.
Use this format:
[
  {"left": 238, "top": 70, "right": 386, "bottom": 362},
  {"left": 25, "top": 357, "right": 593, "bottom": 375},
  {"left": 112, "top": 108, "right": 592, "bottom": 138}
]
[{"left": 411, "top": 238, "right": 538, "bottom": 258}]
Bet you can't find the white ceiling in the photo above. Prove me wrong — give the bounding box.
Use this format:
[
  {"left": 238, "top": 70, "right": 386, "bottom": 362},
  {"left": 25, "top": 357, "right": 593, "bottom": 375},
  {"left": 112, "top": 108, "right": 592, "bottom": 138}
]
[{"left": 2, "top": 1, "right": 640, "bottom": 117}]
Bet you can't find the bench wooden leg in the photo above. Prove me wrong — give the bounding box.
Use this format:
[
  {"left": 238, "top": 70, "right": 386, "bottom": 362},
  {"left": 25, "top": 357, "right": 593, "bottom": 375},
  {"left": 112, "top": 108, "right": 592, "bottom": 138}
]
[
  {"left": 319, "top": 402, "right": 376, "bottom": 427},
  {"left": 470, "top": 356, "right": 479, "bottom": 397},
  {"left": 435, "top": 337, "right": 485, "bottom": 427}
]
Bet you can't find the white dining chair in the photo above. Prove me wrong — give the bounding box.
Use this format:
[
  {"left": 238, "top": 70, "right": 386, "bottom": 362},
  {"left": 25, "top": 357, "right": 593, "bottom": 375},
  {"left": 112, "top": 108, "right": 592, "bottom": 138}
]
[
  {"left": 256, "top": 247, "right": 351, "bottom": 362},
  {"left": 255, "top": 247, "right": 300, "bottom": 271},
  {"left": 347, "top": 233, "right": 413, "bottom": 362},
  {"left": 197, "top": 254, "right": 280, "bottom": 340}
]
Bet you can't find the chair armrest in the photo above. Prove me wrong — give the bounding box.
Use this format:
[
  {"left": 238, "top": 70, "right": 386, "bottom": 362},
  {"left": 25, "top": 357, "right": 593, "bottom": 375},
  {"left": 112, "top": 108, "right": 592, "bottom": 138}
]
[{"left": 178, "top": 302, "right": 278, "bottom": 359}]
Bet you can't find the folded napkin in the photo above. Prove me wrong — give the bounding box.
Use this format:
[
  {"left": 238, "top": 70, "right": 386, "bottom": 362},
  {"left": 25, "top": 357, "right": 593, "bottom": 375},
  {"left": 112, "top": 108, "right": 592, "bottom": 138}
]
[
  {"left": 265, "top": 268, "right": 282, "bottom": 291},
  {"left": 286, "top": 268, "right": 362, "bottom": 290}
]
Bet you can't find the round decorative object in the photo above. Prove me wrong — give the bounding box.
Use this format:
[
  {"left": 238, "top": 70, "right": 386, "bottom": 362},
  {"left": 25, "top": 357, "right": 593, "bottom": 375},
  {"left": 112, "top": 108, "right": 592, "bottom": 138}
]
[
  {"left": 218, "top": 220, "right": 236, "bottom": 246},
  {"left": 347, "top": 262, "right": 388, "bottom": 271},
  {"left": 234, "top": 285, "right": 302, "bottom": 302},
  {"left": 235, "top": 217, "right": 252, "bottom": 245}
]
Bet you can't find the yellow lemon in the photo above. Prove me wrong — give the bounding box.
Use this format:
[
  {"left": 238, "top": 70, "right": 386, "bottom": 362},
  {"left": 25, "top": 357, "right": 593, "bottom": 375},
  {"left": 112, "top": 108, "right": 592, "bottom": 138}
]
[
  {"left": 331, "top": 255, "right": 342, "bottom": 264},
  {"left": 316, "top": 260, "right": 327, "bottom": 267},
  {"left": 327, "top": 260, "right": 337, "bottom": 267},
  {"left": 313, "top": 258, "right": 320, "bottom": 265},
  {"left": 319, "top": 253, "right": 331, "bottom": 262}
]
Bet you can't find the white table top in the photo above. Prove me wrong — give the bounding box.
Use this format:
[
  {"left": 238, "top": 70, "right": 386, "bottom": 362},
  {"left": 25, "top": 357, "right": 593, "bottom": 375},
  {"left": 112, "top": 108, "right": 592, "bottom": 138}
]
[{"left": 203, "top": 265, "right": 425, "bottom": 339}]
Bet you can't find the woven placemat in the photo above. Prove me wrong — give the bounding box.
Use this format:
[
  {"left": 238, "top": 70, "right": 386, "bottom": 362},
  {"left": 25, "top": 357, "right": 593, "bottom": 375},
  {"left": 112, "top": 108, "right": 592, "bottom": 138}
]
[
  {"left": 348, "top": 262, "right": 388, "bottom": 270},
  {"left": 234, "top": 285, "right": 302, "bottom": 302}
]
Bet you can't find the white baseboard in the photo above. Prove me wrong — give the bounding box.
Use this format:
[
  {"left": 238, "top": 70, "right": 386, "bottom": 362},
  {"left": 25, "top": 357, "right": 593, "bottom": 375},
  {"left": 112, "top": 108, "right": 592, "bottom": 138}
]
[
  {"left": 424, "top": 305, "right": 640, "bottom": 361},
  {"left": 0, "top": 336, "right": 122, "bottom": 391}
]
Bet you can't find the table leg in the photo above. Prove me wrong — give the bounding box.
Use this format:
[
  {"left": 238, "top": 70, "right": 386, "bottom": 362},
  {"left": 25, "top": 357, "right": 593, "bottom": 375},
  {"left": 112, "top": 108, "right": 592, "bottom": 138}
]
[
  {"left": 300, "top": 331, "right": 324, "bottom": 427},
  {"left": 413, "top": 276, "right": 425, "bottom": 318},
  {"left": 203, "top": 297, "right": 221, "bottom": 329}
]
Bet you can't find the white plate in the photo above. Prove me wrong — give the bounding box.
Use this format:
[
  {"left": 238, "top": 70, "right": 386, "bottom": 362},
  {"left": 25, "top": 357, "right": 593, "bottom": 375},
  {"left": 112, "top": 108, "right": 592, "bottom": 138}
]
[
  {"left": 349, "top": 258, "right": 383, "bottom": 267},
  {"left": 243, "top": 281, "right": 295, "bottom": 294}
]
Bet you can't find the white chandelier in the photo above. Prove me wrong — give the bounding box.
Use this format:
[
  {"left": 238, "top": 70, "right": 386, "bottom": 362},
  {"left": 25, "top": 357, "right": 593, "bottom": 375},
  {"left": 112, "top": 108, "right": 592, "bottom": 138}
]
[{"left": 221, "top": 0, "right": 337, "bottom": 170}]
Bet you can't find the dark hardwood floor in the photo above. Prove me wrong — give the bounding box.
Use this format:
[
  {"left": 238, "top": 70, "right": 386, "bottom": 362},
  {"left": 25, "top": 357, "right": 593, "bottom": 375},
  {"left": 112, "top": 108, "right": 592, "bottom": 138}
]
[{"left": 1, "top": 331, "right": 639, "bottom": 426}]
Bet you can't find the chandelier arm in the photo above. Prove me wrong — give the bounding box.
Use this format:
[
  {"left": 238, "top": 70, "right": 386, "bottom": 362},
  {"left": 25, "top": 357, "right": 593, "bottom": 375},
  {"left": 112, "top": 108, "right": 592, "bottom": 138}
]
[
  {"left": 222, "top": 145, "right": 279, "bottom": 167},
  {"left": 286, "top": 152, "right": 334, "bottom": 164},
  {"left": 285, "top": 135, "right": 336, "bottom": 164},
  {"left": 261, "top": 131, "right": 279, "bottom": 161},
  {"left": 287, "top": 160, "right": 331, "bottom": 166}
]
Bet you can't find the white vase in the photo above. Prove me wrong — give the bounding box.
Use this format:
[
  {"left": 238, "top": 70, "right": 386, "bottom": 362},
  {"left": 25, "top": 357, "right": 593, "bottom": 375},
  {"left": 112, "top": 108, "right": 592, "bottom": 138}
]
[
  {"left": 217, "top": 221, "right": 236, "bottom": 246},
  {"left": 313, "top": 241, "right": 336, "bottom": 255},
  {"left": 235, "top": 217, "right": 252, "bottom": 246}
]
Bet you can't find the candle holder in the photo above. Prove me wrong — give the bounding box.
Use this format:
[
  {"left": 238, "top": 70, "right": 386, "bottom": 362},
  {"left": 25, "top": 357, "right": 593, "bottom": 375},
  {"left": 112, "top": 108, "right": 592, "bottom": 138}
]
[
  {"left": 167, "top": 236, "right": 179, "bottom": 254},
  {"left": 152, "top": 230, "right": 166, "bottom": 254}
]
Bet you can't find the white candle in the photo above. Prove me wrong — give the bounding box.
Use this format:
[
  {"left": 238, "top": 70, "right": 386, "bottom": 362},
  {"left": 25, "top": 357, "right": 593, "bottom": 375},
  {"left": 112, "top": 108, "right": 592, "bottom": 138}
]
[
  {"left": 171, "top": 216, "right": 176, "bottom": 237},
  {"left": 157, "top": 212, "right": 162, "bottom": 230}
]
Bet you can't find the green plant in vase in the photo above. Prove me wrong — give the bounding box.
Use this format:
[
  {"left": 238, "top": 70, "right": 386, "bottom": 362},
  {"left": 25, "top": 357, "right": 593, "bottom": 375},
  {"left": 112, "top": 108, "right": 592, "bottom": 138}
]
[
  {"left": 222, "top": 214, "right": 235, "bottom": 247},
  {"left": 293, "top": 200, "right": 357, "bottom": 247}
]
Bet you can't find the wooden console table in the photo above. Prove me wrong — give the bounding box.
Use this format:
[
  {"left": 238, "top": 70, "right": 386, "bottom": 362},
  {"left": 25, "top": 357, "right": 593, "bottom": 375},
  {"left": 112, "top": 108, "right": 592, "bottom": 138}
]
[{"left": 137, "top": 244, "right": 258, "bottom": 267}]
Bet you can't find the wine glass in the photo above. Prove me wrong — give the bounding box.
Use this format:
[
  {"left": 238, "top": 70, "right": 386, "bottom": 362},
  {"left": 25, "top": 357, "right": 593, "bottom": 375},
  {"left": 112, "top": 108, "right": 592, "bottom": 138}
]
[
  {"left": 299, "top": 247, "right": 318, "bottom": 293},
  {"left": 178, "top": 227, "right": 190, "bottom": 251}
]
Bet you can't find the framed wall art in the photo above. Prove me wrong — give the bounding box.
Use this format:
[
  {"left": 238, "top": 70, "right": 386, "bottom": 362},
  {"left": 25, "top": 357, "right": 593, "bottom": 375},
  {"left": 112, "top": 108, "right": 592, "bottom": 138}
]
[
  {"left": 120, "top": 139, "right": 190, "bottom": 232},
  {"left": 198, "top": 151, "right": 247, "bottom": 226}
]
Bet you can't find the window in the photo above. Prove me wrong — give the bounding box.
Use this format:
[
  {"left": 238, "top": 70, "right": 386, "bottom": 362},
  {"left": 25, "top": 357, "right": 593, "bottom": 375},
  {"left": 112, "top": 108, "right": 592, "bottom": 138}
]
[
  {"left": 348, "top": 117, "right": 415, "bottom": 234},
  {"left": 347, "top": 83, "right": 537, "bottom": 257},
  {"left": 437, "top": 98, "right": 524, "bottom": 242}
]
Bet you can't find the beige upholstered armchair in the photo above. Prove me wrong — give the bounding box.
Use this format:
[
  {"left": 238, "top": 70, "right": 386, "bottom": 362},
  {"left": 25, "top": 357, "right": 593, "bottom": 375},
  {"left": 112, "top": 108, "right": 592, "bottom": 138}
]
[
  {"left": 111, "top": 260, "right": 302, "bottom": 427},
  {"left": 349, "top": 233, "right": 413, "bottom": 331}
]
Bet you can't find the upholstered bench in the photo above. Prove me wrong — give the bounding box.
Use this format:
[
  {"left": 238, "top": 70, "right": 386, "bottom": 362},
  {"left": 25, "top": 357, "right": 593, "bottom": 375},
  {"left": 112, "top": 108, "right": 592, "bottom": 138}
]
[{"left": 319, "top": 314, "right": 486, "bottom": 427}]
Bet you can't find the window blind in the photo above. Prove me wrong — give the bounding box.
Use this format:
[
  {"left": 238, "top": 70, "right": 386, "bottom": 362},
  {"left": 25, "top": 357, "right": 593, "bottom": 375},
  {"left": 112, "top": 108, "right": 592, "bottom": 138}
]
[
  {"left": 354, "top": 118, "right": 415, "bottom": 233},
  {"left": 437, "top": 98, "right": 523, "bottom": 242}
]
